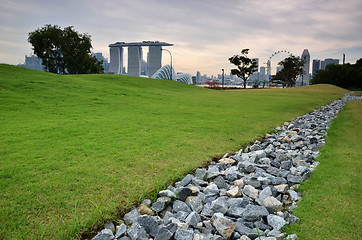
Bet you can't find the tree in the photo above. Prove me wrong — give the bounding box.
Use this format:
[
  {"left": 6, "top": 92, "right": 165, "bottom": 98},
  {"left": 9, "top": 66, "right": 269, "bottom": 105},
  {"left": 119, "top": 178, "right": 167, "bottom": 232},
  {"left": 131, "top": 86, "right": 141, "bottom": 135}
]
[
  {"left": 273, "top": 55, "right": 305, "bottom": 87},
  {"left": 28, "top": 24, "right": 103, "bottom": 74},
  {"left": 311, "top": 59, "right": 362, "bottom": 89},
  {"left": 229, "top": 49, "right": 258, "bottom": 89}
]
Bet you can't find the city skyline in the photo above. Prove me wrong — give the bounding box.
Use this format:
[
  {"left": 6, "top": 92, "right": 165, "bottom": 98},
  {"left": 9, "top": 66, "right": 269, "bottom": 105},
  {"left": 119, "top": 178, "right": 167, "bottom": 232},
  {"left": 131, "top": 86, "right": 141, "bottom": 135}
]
[{"left": 1, "top": 0, "right": 362, "bottom": 77}]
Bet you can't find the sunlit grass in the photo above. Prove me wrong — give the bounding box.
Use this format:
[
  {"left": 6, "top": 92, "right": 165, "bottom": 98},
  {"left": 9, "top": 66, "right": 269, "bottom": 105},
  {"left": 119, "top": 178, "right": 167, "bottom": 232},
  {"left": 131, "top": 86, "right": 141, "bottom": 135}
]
[
  {"left": 285, "top": 100, "right": 362, "bottom": 239},
  {"left": 0, "top": 64, "right": 348, "bottom": 239}
]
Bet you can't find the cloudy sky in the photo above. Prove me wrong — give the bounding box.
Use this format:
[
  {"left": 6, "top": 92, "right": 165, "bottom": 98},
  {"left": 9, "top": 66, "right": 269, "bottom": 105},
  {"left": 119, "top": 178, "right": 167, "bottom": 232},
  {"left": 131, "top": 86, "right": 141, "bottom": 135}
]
[{"left": 1, "top": 0, "right": 361, "bottom": 76}]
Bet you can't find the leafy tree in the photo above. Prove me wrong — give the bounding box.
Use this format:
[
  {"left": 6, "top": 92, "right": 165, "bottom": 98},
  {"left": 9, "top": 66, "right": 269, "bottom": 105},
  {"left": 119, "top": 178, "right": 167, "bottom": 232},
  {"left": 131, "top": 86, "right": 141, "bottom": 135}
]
[
  {"left": 28, "top": 24, "right": 103, "bottom": 74},
  {"left": 311, "top": 59, "right": 362, "bottom": 89},
  {"left": 229, "top": 49, "right": 258, "bottom": 89},
  {"left": 272, "top": 55, "right": 305, "bottom": 87}
]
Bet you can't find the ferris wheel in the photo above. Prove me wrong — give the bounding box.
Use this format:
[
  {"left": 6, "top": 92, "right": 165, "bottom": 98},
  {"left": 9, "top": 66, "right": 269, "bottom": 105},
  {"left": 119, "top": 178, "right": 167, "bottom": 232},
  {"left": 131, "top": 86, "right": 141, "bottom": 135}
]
[
  {"left": 264, "top": 50, "right": 294, "bottom": 77},
  {"left": 267, "top": 50, "right": 294, "bottom": 62}
]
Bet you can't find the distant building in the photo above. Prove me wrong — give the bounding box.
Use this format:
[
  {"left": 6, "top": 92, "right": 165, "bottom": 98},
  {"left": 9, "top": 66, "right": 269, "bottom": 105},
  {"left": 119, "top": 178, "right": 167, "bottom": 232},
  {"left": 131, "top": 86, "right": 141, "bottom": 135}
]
[
  {"left": 259, "top": 66, "right": 267, "bottom": 81},
  {"left": 18, "top": 55, "right": 44, "bottom": 71},
  {"left": 312, "top": 59, "right": 321, "bottom": 76},
  {"left": 252, "top": 58, "right": 259, "bottom": 72},
  {"left": 141, "top": 60, "right": 147, "bottom": 76},
  {"left": 321, "top": 58, "right": 339, "bottom": 70},
  {"left": 109, "top": 41, "right": 173, "bottom": 77},
  {"left": 192, "top": 76, "right": 196, "bottom": 84},
  {"left": 151, "top": 65, "right": 192, "bottom": 84},
  {"left": 266, "top": 60, "right": 271, "bottom": 76},
  {"left": 196, "top": 71, "right": 201, "bottom": 83},
  {"left": 276, "top": 66, "right": 283, "bottom": 73},
  {"left": 92, "top": 52, "right": 109, "bottom": 72},
  {"left": 301, "top": 49, "right": 310, "bottom": 85}
]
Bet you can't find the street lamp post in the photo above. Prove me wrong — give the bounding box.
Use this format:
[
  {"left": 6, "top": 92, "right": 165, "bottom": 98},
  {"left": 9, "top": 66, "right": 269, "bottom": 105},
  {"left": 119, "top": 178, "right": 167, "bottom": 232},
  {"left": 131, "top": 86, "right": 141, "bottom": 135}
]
[
  {"left": 222, "top": 69, "right": 224, "bottom": 89},
  {"left": 162, "top": 48, "right": 172, "bottom": 80}
]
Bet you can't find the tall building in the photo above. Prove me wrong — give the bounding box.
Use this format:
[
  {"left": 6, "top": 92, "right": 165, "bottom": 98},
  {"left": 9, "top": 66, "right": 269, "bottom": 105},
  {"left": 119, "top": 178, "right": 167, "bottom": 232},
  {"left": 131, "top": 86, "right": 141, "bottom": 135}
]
[
  {"left": 141, "top": 60, "right": 147, "bottom": 76},
  {"left": 312, "top": 59, "right": 321, "bottom": 76},
  {"left": 276, "top": 66, "right": 283, "bottom": 73},
  {"left": 127, "top": 46, "right": 142, "bottom": 76},
  {"left": 259, "top": 66, "right": 266, "bottom": 81},
  {"left": 252, "top": 58, "right": 259, "bottom": 72},
  {"left": 301, "top": 49, "right": 310, "bottom": 85},
  {"left": 109, "top": 41, "right": 173, "bottom": 77},
  {"left": 17, "top": 55, "right": 44, "bottom": 71},
  {"left": 92, "top": 52, "right": 109, "bottom": 72},
  {"left": 196, "top": 71, "right": 201, "bottom": 83},
  {"left": 321, "top": 58, "right": 339, "bottom": 70},
  {"left": 266, "top": 60, "right": 271, "bottom": 77},
  {"left": 260, "top": 66, "right": 266, "bottom": 75}
]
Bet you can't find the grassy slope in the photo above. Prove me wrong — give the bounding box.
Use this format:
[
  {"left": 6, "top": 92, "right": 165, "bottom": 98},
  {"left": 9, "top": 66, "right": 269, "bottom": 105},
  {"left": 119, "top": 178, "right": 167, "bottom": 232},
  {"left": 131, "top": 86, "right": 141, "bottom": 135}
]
[
  {"left": 285, "top": 100, "right": 362, "bottom": 239},
  {"left": 0, "top": 64, "right": 347, "bottom": 239}
]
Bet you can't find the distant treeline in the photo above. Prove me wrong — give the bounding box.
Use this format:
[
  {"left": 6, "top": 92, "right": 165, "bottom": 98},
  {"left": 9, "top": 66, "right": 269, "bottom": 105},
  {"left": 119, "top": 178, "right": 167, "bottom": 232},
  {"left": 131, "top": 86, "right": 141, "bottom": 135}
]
[{"left": 311, "top": 58, "right": 362, "bottom": 89}]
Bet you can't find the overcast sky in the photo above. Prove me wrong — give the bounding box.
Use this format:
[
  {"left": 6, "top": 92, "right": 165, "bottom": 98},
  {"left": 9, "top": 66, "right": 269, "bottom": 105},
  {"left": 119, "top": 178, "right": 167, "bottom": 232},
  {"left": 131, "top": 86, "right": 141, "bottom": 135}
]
[{"left": 1, "top": 0, "right": 361, "bottom": 76}]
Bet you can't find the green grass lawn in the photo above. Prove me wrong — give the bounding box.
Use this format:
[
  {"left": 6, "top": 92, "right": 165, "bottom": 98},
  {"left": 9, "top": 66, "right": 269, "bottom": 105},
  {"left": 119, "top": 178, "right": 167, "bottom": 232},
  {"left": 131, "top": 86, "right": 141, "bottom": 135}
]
[
  {"left": 285, "top": 100, "right": 362, "bottom": 239},
  {"left": 0, "top": 64, "right": 348, "bottom": 239}
]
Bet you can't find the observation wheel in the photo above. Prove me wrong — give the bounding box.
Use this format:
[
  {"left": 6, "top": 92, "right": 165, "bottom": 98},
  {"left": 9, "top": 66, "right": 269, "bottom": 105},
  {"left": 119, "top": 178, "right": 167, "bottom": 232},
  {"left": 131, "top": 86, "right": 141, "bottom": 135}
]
[{"left": 263, "top": 50, "right": 294, "bottom": 77}]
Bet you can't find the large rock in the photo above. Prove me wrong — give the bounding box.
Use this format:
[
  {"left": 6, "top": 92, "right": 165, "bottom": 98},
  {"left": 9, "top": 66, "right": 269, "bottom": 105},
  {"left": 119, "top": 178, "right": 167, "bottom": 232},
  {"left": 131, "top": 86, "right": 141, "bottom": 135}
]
[
  {"left": 127, "top": 222, "right": 149, "bottom": 240},
  {"left": 152, "top": 201, "right": 167, "bottom": 213},
  {"left": 204, "top": 183, "right": 219, "bottom": 196},
  {"left": 114, "top": 223, "right": 127, "bottom": 239},
  {"left": 213, "top": 175, "right": 228, "bottom": 189},
  {"left": 267, "top": 214, "right": 286, "bottom": 230},
  {"left": 124, "top": 208, "right": 140, "bottom": 225},
  {"left": 287, "top": 174, "right": 303, "bottom": 183},
  {"left": 274, "top": 184, "right": 288, "bottom": 193},
  {"left": 206, "top": 166, "right": 220, "bottom": 179},
  {"left": 176, "top": 187, "right": 193, "bottom": 202},
  {"left": 154, "top": 227, "right": 173, "bottom": 240},
  {"left": 257, "top": 187, "right": 272, "bottom": 203},
  {"left": 270, "top": 177, "right": 287, "bottom": 185},
  {"left": 185, "top": 196, "right": 203, "bottom": 213},
  {"left": 243, "top": 185, "right": 258, "bottom": 199},
  {"left": 138, "top": 203, "right": 155, "bottom": 216},
  {"left": 218, "top": 157, "right": 236, "bottom": 165},
  {"left": 211, "top": 213, "right": 236, "bottom": 239},
  {"left": 137, "top": 215, "right": 159, "bottom": 237},
  {"left": 173, "top": 200, "right": 192, "bottom": 214},
  {"left": 210, "top": 197, "right": 229, "bottom": 214},
  {"left": 92, "top": 229, "right": 114, "bottom": 240},
  {"left": 262, "top": 196, "right": 283, "bottom": 212},
  {"left": 226, "top": 186, "right": 242, "bottom": 198},
  {"left": 159, "top": 189, "right": 176, "bottom": 198},
  {"left": 195, "top": 168, "right": 207, "bottom": 180},
  {"left": 185, "top": 211, "right": 201, "bottom": 228},
  {"left": 242, "top": 205, "right": 269, "bottom": 221},
  {"left": 174, "top": 229, "right": 194, "bottom": 240},
  {"left": 176, "top": 174, "right": 194, "bottom": 188}
]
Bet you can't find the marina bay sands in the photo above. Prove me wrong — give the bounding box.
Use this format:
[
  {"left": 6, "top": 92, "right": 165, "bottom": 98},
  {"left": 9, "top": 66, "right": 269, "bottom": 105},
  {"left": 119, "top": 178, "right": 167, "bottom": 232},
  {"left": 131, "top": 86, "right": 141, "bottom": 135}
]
[{"left": 108, "top": 41, "right": 173, "bottom": 77}]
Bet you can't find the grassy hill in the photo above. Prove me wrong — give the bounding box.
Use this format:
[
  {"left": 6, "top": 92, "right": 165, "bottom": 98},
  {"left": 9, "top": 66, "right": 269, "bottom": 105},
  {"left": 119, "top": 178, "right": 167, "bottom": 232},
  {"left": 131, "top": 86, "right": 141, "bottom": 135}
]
[{"left": 0, "top": 64, "right": 347, "bottom": 239}]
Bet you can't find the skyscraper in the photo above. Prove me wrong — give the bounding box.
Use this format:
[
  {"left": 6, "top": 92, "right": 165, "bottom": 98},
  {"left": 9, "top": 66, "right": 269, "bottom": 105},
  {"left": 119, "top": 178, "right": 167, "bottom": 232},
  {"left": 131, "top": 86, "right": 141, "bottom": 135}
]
[
  {"left": 267, "top": 60, "right": 271, "bottom": 77},
  {"left": 196, "top": 71, "right": 201, "bottom": 83},
  {"left": 312, "top": 59, "right": 321, "bottom": 76},
  {"left": 301, "top": 49, "right": 310, "bottom": 85},
  {"left": 252, "top": 58, "right": 259, "bottom": 72},
  {"left": 321, "top": 58, "right": 339, "bottom": 70}
]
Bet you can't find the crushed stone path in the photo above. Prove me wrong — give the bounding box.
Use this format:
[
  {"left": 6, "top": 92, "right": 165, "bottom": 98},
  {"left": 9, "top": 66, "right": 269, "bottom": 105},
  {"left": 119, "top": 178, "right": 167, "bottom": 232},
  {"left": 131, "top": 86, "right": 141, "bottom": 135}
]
[{"left": 90, "top": 93, "right": 362, "bottom": 240}]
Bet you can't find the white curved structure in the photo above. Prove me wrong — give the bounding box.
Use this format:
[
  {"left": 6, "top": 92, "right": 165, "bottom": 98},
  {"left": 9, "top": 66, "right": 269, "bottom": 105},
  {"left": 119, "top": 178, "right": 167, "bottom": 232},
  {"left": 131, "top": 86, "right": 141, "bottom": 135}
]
[
  {"left": 151, "top": 64, "right": 176, "bottom": 81},
  {"left": 176, "top": 73, "right": 193, "bottom": 84},
  {"left": 151, "top": 65, "right": 193, "bottom": 84}
]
